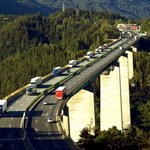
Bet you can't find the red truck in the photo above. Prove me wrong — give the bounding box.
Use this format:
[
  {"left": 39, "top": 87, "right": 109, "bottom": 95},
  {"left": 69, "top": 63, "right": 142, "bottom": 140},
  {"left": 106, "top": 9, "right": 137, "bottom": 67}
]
[{"left": 55, "top": 86, "right": 66, "bottom": 100}]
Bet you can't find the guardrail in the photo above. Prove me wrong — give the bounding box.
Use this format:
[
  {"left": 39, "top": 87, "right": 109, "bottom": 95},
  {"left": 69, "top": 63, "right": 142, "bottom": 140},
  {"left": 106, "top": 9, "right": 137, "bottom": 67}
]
[
  {"left": 4, "top": 35, "right": 137, "bottom": 149},
  {"left": 2, "top": 37, "right": 126, "bottom": 104}
]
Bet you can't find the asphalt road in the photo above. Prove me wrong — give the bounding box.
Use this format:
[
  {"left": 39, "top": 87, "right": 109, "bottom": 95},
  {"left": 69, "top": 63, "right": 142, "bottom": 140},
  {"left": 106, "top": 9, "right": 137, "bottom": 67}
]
[{"left": 0, "top": 35, "right": 139, "bottom": 149}]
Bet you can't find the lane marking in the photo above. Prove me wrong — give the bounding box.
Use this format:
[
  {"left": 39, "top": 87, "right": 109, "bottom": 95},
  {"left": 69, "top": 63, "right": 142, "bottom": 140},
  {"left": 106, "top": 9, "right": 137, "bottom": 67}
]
[
  {"left": 9, "top": 124, "right": 11, "bottom": 128},
  {"left": 12, "top": 144, "right": 15, "bottom": 149}
]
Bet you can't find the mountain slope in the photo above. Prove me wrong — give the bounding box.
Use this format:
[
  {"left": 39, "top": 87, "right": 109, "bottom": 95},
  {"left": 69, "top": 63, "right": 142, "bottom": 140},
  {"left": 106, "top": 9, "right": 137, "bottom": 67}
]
[
  {"left": 36, "top": 0, "right": 150, "bottom": 19},
  {"left": 1, "top": 0, "right": 150, "bottom": 19},
  {"left": 0, "top": 0, "right": 57, "bottom": 15}
]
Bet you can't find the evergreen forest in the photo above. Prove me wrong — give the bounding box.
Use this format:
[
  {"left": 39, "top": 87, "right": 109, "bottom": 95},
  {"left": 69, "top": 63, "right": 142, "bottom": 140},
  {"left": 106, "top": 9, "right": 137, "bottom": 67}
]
[{"left": 0, "top": 9, "right": 150, "bottom": 150}]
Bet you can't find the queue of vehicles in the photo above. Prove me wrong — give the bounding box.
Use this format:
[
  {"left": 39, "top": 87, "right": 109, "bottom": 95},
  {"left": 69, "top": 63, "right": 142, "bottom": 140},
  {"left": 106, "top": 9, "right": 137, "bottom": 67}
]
[{"left": 25, "top": 38, "right": 126, "bottom": 99}]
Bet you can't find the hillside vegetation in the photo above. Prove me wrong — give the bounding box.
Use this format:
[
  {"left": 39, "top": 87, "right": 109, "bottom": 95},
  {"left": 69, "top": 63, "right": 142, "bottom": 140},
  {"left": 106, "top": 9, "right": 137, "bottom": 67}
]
[
  {"left": 0, "top": 10, "right": 123, "bottom": 98},
  {"left": 0, "top": 0, "right": 56, "bottom": 15},
  {"left": 0, "top": 9, "right": 150, "bottom": 150},
  {"left": 36, "top": 0, "right": 150, "bottom": 19},
  {"left": 1, "top": 0, "right": 150, "bottom": 19}
]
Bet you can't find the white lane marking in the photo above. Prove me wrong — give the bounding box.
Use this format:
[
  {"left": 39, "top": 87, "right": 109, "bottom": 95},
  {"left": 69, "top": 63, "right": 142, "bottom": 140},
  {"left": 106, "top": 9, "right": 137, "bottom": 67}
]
[
  {"left": 21, "top": 103, "right": 23, "bottom": 107},
  {"left": 35, "top": 120, "right": 37, "bottom": 123},
  {"left": 36, "top": 128, "right": 38, "bottom": 132},
  {"left": 41, "top": 106, "right": 43, "bottom": 109},
  {"left": 11, "top": 117, "right": 13, "bottom": 120},
  {"left": 12, "top": 144, "right": 15, "bottom": 149},
  {"left": 9, "top": 124, "right": 11, "bottom": 128},
  {"left": 16, "top": 109, "right": 18, "bottom": 112}
]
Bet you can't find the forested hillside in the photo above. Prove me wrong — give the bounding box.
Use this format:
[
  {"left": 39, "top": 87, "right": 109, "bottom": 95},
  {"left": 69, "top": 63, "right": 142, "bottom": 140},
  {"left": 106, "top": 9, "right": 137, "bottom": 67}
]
[
  {"left": 0, "top": 0, "right": 56, "bottom": 15},
  {"left": 0, "top": 10, "right": 124, "bottom": 98},
  {"left": 0, "top": 9, "right": 150, "bottom": 150},
  {"left": 36, "top": 0, "right": 150, "bottom": 19},
  {"left": 1, "top": 0, "right": 150, "bottom": 19}
]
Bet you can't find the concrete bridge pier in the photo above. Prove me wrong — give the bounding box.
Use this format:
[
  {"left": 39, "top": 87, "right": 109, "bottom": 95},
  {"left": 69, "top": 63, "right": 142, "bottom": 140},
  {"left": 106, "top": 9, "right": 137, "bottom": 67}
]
[
  {"left": 100, "top": 62, "right": 123, "bottom": 131},
  {"left": 125, "top": 50, "right": 133, "bottom": 79},
  {"left": 119, "top": 54, "right": 131, "bottom": 129},
  {"left": 62, "top": 84, "right": 96, "bottom": 142},
  {"left": 100, "top": 53, "right": 131, "bottom": 131}
]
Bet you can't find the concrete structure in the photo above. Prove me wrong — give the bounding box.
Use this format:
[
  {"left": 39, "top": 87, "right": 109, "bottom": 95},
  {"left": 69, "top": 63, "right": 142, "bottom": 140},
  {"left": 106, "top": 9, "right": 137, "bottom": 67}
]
[
  {"left": 131, "top": 46, "right": 137, "bottom": 52},
  {"left": 100, "top": 63, "right": 123, "bottom": 131},
  {"left": 62, "top": 85, "right": 95, "bottom": 142},
  {"left": 119, "top": 55, "right": 131, "bottom": 129},
  {"left": 125, "top": 50, "right": 134, "bottom": 79},
  {"left": 100, "top": 52, "right": 132, "bottom": 131}
]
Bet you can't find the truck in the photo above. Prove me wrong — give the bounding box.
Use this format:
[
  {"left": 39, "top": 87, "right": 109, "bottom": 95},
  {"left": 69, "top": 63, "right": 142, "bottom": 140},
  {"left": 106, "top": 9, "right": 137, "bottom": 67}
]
[
  {"left": 86, "top": 51, "right": 94, "bottom": 59},
  {"left": 55, "top": 86, "right": 66, "bottom": 100},
  {"left": 95, "top": 48, "right": 99, "bottom": 54},
  {"left": 68, "top": 60, "right": 77, "bottom": 68},
  {"left": 103, "top": 44, "right": 108, "bottom": 49},
  {"left": 95, "top": 46, "right": 103, "bottom": 54},
  {"left": 26, "top": 84, "right": 37, "bottom": 95},
  {"left": 52, "top": 66, "right": 62, "bottom": 77},
  {"left": 0, "top": 100, "right": 7, "bottom": 117},
  {"left": 98, "top": 46, "right": 103, "bottom": 52},
  {"left": 30, "top": 76, "right": 42, "bottom": 86}
]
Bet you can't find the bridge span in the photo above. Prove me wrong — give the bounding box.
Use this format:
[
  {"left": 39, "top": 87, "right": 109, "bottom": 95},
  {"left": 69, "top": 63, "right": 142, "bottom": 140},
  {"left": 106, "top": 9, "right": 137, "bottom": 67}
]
[{"left": 0, "top": 32, "right": 141, "bottom": 149}]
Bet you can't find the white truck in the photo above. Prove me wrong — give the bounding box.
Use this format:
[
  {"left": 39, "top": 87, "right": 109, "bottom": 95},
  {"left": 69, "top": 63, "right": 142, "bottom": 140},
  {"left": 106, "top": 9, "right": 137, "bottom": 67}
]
[
  {"left": 68, "top": 60, "right": 77, "bottom": 68},
  {"left": 95, "top": 48, "right": 99, "bottom": 54},
  {"left": 30, "top": 76, "right": 42, "bottom": 86},
  {"left": 86, "top": 51, "right": 94, "bottom": 59},
  {"left": 98, "top": 46, "right": 103, "bottom": 52},
  {"left": 0, "top": 100, "right": 7, "bottom": 117}
]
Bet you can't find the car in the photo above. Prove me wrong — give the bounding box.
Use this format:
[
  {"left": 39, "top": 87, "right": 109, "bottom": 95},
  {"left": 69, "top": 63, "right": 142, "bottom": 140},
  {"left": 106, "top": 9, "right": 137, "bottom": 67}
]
[
  {"left": 47, "top": 117, "right": 55, "bottom": 123},
  {"left": 43, "top": 100, "right": 49, "bottom": 105}
]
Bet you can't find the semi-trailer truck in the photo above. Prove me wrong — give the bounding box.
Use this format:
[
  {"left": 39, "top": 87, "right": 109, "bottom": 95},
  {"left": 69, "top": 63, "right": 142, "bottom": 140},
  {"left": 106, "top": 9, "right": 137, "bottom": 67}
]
[
  {"left": 52, "top": 66, "right": 62, "bottom": 77},
  {"left": 68, "top": 60, "right": 77, "bottom": 68},
  {"left": 95, "top": 46, "right": 103, "bottom": 54},
  {"left": 86, "top": 51, "right": 94, "bottom": 59},
  {"left": 55, "top": 86, "right": 66, "bottom": 100},
  {"left": 26, "top": 84, "right": 37, "bottom": 95},
  {"left": 0, "top": 100, "right": 7, "bottom": 117},
  {"left": 30, "top": 76, "right": 42, "bottom": 86}
]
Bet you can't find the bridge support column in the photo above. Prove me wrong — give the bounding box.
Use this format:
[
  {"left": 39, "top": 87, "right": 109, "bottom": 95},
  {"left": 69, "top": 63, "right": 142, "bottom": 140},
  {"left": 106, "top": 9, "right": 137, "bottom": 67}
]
[
  {"left": 119, "top": 55, "right": 131, "bottom": 129},
  {"left": 125, "top": 50, "right": 133, "bottom": 79},
  {"left": 100, "top": 54, "right": 131, "bottom": 131},
  {"left": 100, "top": 62, "right": 123, "bottom": 131},
  {"left": 64, "top": 84, "right": 95, "bottom": 142}
]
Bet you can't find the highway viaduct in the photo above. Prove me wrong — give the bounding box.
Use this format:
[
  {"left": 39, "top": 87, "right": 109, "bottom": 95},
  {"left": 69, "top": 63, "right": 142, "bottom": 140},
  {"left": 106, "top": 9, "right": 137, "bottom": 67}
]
[
  {"left": 61, "top": 43, "right": 137, "bottom": 142},
  {"left": 0, "top": 32, "right": 141, "bottom": 149}
]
